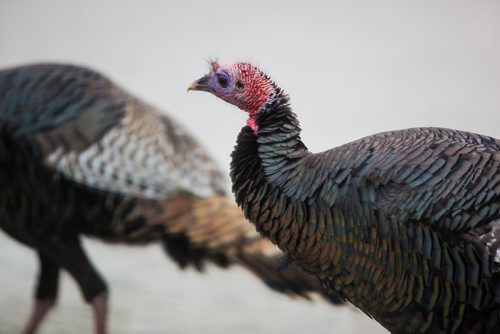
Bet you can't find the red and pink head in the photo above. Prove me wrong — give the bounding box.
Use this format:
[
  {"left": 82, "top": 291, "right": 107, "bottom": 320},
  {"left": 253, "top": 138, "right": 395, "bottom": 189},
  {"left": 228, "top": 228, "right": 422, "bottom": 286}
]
[{"left": 188, "top": 61, "right": 278, "bottom": 133}]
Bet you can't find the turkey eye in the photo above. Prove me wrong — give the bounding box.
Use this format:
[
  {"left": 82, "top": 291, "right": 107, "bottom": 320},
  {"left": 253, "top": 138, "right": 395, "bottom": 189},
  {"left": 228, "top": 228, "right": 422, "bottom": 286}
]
[
  {"left": 217, "top": 75, "right": 229, "bottom": 88},
  {"left": 235, "top": 81, "right": 245, "bottom": 90}
]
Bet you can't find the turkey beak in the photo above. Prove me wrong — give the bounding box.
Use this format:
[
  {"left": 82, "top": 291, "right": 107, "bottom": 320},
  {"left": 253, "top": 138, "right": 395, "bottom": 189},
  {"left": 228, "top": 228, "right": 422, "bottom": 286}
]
[{"left": 187, "top": 74, "right": 211, "bottom": 93}]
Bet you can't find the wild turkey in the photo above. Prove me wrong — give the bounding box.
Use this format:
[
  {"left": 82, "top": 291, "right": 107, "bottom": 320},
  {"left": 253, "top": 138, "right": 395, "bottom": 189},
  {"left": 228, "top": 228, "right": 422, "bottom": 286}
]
[
  {"left": 188, "top": 60, "right": 500, "bottom": 333},
  {"left": 0, "top": 64, "right": 343, "bottom": 334}
]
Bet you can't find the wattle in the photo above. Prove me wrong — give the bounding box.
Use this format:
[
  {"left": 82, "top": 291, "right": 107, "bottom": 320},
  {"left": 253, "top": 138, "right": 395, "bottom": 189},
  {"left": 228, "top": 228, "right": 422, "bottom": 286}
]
[{"left": 247, "top": 111, "right": 259, "bottom": 135}]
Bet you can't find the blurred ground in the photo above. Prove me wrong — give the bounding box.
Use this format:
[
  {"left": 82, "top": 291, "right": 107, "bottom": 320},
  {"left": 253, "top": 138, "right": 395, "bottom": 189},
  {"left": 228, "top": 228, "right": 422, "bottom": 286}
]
[{"left": 0, "top": 234, "right": 385, "bottom": 333}]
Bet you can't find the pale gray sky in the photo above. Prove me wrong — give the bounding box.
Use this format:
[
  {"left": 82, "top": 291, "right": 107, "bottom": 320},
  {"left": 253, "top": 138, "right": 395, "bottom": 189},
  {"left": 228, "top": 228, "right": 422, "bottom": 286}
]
[{"left": 0, "top": 1, "right": 499, "bottom": 333}]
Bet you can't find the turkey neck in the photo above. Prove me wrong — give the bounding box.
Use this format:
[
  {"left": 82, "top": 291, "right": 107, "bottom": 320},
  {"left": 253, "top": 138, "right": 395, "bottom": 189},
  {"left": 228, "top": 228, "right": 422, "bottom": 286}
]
[{"left": 230, "top": 91, "right": 312, "bottom": 251}]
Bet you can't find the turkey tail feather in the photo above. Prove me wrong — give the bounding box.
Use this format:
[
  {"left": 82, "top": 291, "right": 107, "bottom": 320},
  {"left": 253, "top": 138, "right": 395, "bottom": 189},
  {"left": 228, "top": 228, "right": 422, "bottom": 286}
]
[
  {"left": 232, "top": 237, "right": 345, "bottom": 304},
  {"left": 155, "top": 195, "right": 344, "bottom": 304}
]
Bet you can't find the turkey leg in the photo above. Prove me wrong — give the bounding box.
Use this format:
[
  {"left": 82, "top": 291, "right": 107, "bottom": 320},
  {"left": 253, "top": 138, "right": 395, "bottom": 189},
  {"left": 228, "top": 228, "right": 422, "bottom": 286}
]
[
  {"left": 41, "top": 238, "right": 108, "bottom": 334},
  {"left": 23, "top": 252, "right": 60, "bottom": 334}
]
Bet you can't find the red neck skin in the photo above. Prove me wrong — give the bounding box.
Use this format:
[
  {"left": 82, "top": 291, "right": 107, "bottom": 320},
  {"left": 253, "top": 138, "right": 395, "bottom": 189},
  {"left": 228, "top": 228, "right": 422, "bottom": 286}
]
[
  {"left": 247, "top": 111, "right": 259, "bottom": 134},
  {"left": 244, "top": 93, "right": 277, "bottom": 135},
  {"left": 232, "top": 63, "right": 276, "bottom": 135}
]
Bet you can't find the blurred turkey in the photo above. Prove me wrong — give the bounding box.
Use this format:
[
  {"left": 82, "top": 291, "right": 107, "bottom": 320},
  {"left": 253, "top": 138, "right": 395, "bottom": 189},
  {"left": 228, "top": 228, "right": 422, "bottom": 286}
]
[
  {"left": 0, "top": 64, "right": 342, "bottom": 334},
  {"left": 189, "top": 61, "right": 500, "bottom": 334}
]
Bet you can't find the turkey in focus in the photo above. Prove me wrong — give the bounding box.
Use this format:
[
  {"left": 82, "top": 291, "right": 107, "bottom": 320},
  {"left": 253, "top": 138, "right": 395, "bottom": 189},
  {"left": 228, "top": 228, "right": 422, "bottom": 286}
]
[
  {"left": 188, "top": 60, "right": 500, "bottom": 333},
  {"left": 0, "top": 64, "right": 342, "bottom": 334}
]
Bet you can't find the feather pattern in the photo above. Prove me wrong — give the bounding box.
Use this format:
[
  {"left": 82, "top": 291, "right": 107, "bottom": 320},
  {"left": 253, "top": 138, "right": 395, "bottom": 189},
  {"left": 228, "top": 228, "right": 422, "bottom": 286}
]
[{"left": 230, "top": 89, "right": 500, "bottom": 333}]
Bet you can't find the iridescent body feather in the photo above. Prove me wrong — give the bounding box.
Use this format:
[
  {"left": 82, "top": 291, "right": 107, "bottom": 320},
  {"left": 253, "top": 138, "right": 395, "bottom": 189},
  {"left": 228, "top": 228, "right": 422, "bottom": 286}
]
[{"left": 190, "top": 61, "right": 500, "bottom": 334}]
